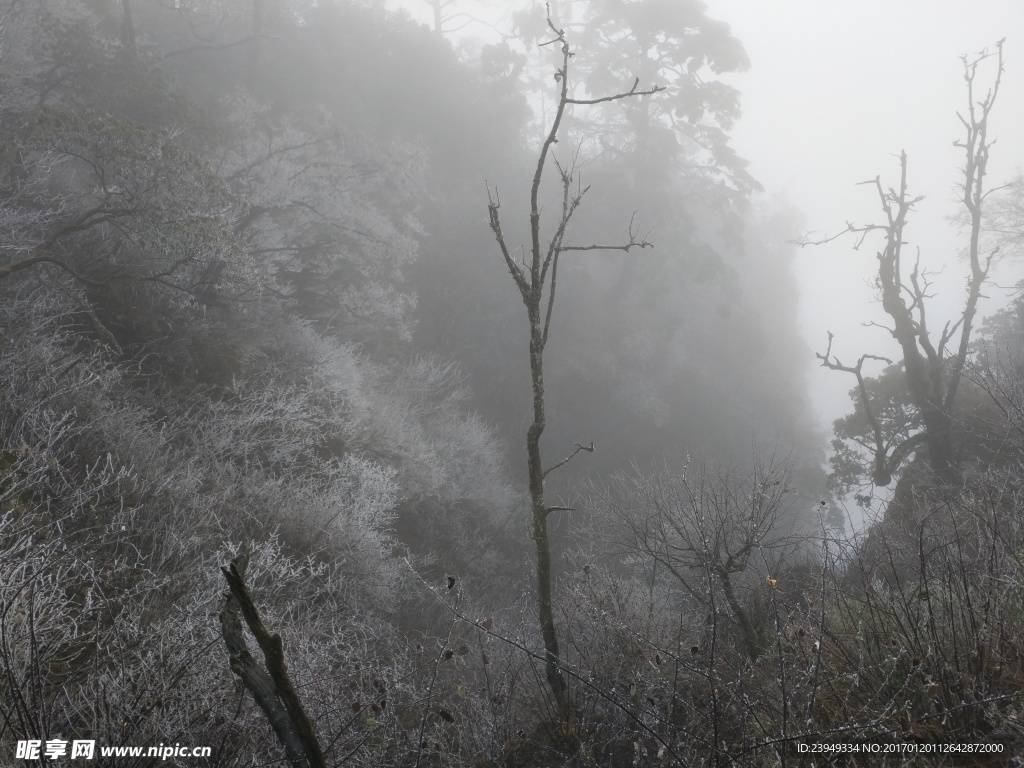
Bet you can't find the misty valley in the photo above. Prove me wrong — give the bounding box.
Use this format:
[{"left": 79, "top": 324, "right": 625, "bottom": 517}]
[{"left": 1, "top": 1, "right": 1023, "bottom": 766}]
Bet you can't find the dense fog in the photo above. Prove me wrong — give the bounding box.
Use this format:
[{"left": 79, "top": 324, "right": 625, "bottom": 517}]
[{"left": 2, "top": 1, "right": 1023, "bottom": 764}]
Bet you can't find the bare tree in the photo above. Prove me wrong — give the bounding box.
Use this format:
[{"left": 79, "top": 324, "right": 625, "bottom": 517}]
[
  {"left": 600, "top": 452, "right": 796, "bottom": 659},
  {"left": 807, "top": 41, "right": 1006, "bottom": 487},
  {"left": 485, "top": 11, "right": 660, "bottom": 709}
]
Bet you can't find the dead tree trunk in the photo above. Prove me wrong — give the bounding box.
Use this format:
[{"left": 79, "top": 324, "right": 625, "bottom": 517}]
[
  {"left": 219, "top": 544, "right": 327, "bottom": 768},
  {"left": 812, "top": 41, "right": 1005, "bottom": 487}
]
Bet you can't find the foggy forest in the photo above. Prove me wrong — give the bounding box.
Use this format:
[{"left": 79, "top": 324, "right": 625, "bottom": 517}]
[{"left": 2, "top": 0, "right": 1024, "bottom": 765}]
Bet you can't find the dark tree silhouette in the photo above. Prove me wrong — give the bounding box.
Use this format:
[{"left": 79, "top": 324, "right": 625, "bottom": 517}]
[
  {"left": 807, "top": 41, "right": 1005, "bottom": 488},
  {"left": 486, "top": 10, "right": 661, "bottom": 709}
]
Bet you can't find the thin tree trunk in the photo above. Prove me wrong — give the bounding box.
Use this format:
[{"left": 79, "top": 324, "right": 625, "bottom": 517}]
[
  {"left": 526, "top": 318, "right": 568, "bottom": 709},
  {"left": 719, "top": 569, "right": 761, "bottom": 660},
  {"left": 431, "top": 0, "right": 443, "bottom": 36},
  {"left": 486, "top": 15, "right": 659, "bottom": 713}
]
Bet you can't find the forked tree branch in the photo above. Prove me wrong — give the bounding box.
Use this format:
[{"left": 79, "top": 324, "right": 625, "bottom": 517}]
[
  {"left": 817, "top": 331, "right": 904, "bottom": 485},
  {"left": 219, "top": 545, "right": 327, "bottom": 768}
]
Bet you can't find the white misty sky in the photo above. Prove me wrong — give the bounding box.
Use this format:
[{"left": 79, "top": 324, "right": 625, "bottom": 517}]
[
  {"left": 708, "top": 0, "right": 1024, "bottom": 431},
  {"left": 386, "top": 0, "right": 1024, "bottom": 435}
]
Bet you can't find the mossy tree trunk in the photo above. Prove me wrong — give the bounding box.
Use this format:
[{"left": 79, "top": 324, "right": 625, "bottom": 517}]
[{"left": 486, "top": 14, "right": 660, "bottom": 711}]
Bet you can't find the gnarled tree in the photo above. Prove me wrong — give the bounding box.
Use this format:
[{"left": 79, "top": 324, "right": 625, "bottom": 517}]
[{"left": 808, "top": 41, "right": 1005, "bottom": 489}]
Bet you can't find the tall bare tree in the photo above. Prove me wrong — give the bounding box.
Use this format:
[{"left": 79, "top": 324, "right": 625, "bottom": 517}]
[
  {"left": 486, "top": 12, "right": 660, "bottom": 709},
  {"left": 809, "top": 41, "right": 1006, "bottom": 488}
]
